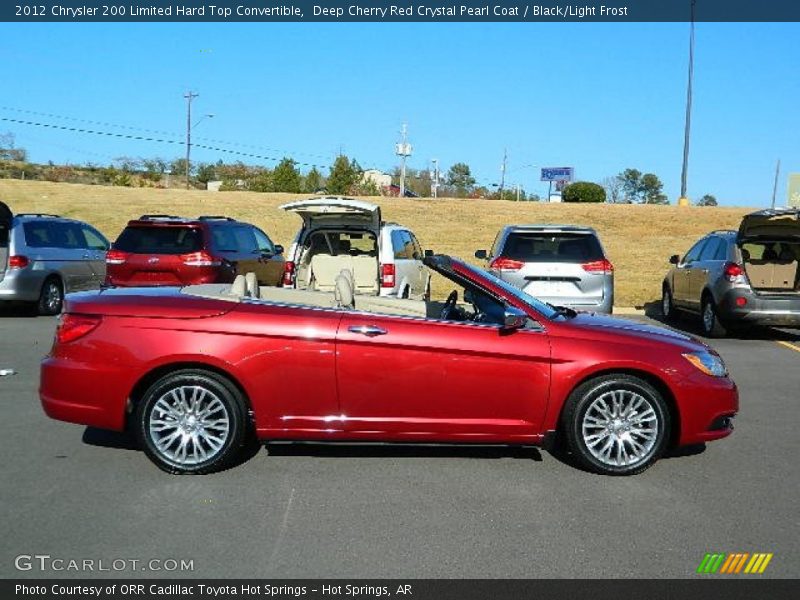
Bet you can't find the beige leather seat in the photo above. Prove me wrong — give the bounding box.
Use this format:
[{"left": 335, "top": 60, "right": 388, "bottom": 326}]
[
  {"left": 229, "top": 274, "right": 247, "bottom": 297},
  {"left": 245, "top": 272, "right": 259, "bottom": 298},
  {"left": 333, "top": 269, "right": 355, "bottom": 309}
]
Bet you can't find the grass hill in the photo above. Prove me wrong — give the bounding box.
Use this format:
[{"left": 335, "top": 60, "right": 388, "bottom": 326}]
[{"left": 0, "top": 179, "right": 753, "bottom": 307}]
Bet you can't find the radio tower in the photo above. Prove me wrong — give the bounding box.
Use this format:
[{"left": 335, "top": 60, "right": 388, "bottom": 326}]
[{"left": 395, "top": 123, "right": 413, "bottom": 198}]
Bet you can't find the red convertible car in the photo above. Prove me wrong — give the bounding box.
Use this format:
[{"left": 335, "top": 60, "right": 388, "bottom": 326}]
[{"left": 40, "top": 256, "right": 738, "bottom": 476}]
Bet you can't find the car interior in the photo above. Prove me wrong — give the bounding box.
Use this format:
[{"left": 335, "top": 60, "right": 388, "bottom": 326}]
[
  {"left": 294, "top": 230, "right": 380, "bottom": 294},
  {"left": 186, "top": 269, "right": 511, "bottom": 326},
  {"left": 740, "top": 241, "right": 800, "bottom": 292}
]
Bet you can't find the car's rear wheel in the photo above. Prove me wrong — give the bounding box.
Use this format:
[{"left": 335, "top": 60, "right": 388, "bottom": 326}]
[
  {"left": 562, "top": 374, "right": 670, "bottom": 476},
  {"left": 134, "top": 369, "right": 250, "bottom": 474},
  {"left": 701, "top": 295, "right": 727, "bottom": 338},
  {"left": 37, "top": 277, "right": 63, "bottom": 316},
  {"left": 661, "top": 285, "right": 675, "bottom": 321}
]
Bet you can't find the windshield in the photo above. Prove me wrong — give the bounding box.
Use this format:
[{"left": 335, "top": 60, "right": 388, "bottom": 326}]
[{"left": 454, "top": 260, "right": 561, "bottom": 320}]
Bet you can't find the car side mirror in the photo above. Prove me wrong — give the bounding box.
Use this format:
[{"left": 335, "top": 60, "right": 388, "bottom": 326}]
[
  {"left": 424, "top": 249, "right": 434, "bottom": 258},
  {"left": 669, "top": 254, "right": 680, "bottom": 265},
  {"left": 502, "top": 306, "right": 528, "bottom": 331},
  {"left": 475, "top": 249, "right": 487, "bottom": 260},
  {"left": 274, "top": 245, "right": 284, "bottom": 255}
]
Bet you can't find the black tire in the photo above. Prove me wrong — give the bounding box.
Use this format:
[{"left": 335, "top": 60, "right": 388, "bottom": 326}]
[
  {"left": 134, "top": 369, "right": 250, "bottom": 474},
  {"left": 701, "top": 295, "right": 727, "bottom": 338},
  {"left": 401, "top": 286, "right": 410, "bottom": 299},
  {"left": 37, "top": 276, "right": 63, "bottom": 316},
  {"left": 661, "top": 285, "right": 676, "bottom": 322},
  {"left": 561, "top": 374, "right": 670, "bottom": 476}
]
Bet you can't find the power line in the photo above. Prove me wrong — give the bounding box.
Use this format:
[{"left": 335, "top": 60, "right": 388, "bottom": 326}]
[
  {"left": 0, "top": 105, "right": 335, "bottom": 163},
  {"left": 0, "top": 116, "right": 332, "bottom": 171}
]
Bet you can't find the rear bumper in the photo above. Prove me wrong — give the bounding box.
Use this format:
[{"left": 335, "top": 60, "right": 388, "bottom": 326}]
[
  {"left": 0, "top": 268, "right": 44, "bottom": 302},
  {"left": 674, "top": 372, "right": 739, "bottom": 446},
  {"left": 40, "top": 356, "right": 132, "bottom": 431},
  {"left": 717, "top": 289, "right": 800, "bottom": 327}
]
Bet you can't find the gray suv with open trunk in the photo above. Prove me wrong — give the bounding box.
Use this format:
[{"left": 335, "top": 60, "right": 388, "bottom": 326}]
[{"left": 662, "top": 208, "right": 800, "bottom": 337}]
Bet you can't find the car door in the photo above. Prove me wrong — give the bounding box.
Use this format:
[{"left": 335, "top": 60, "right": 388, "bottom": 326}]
[
  {"left": 390, "top": 230, "right": 415, "bottom": 297},
  {"left": 407, "top": 232, "right": 429, "bottom": 298},
  {"left": 79, "top": 224, "right": 109, "bottom": 289},
  {"left": 673, "top": 238, "right": 707, "bottom": 308},
  {"left": 335, "top": 313, "right": 552, "bottom": 440},
  {"left": 691, "top": 236, "right": 724, "bottom": 302},
  {"left": 252, "top": 227, "right": 285, "bottom": 286}
]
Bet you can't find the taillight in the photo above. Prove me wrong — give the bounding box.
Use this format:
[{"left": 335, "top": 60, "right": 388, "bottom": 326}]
[
  {"left": 282, "top": 261, "right": 295, "bottom": 286},
  {"left": 181, "top": 251, "right": 221, "bottom": 267},
  {"left": 490, "top": 257, "right": 524, "bottom": 271},
  {"left": 56, "top": 314, "right": 102, "bottom": 344},
  {"left": 381, "top": 263, "right": 396, "bottom": 288},
  {"left": 8, "top": 255, "right": 29, "bottom": 269},
  {"left": 724, "top": 262, "right": 744, "bottom": 281},
  {"left": 582, "top": 259, "right": 614, "bottom": 274},
  {"left": 105, "top": 249, "right": 129, "bottom": 265}
]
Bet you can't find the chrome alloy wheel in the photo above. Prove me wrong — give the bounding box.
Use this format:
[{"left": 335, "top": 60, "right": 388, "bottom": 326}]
[
  {"left": 148, "top": 385, "right": 230, "bottom": 466},
  {"left": 581, "top": 389, "right": 659, "bottom": 467}
]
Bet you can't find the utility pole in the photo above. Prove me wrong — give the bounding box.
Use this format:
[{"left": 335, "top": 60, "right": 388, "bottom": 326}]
[
  {"left": 516, "top": 183, "right": 521, "bottom": 202},
  {"left": 498, "top": 148, "right": 507, "bottom": 199},
  {"left": 184, "top": 91, "right": 199, "bottom": 189},
  {"left": 771, "top": 159, "right": 781, "bottom": 209},
  {"left": 395, "top": 123, "right": 412, "bottom": 198},
  {"left": 678, "top": 0, "right": 696, "bottom": 205},
  {"left": 430, "top": 158, "right": 440, "bottom": 198}
]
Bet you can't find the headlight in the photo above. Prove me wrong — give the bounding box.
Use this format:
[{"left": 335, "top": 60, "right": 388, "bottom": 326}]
[{"left": 682, "top": 351, "right": 727, "bottom": 377}]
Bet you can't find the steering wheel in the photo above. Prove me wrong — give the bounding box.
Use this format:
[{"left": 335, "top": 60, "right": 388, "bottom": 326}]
[{"left": 440, "top": 290, "right": 459, "bottom": 320}]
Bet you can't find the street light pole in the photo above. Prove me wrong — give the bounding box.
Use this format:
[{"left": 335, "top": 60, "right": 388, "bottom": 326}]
[
  {"left": 184, "top": 91, "right": 199, "bottom": 189},
  {"left": 679, "top": 0, "right": 696, "bottom": 205}
]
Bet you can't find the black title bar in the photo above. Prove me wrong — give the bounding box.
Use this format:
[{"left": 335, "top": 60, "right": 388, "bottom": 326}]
[{"left": 4, "top": 1, "right": 800, "bottom": 22}]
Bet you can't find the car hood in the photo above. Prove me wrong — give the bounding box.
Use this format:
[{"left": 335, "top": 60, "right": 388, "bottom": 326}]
[
  {"left": 560, "top": 312, "right": 707, "bottom": 351},
  {"left": 737, "top": 208, "right": 800, "bottom": 241}
]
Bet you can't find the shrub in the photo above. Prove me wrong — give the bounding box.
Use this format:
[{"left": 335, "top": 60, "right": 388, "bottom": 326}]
[{"left": 562, "top": 181, "right": 606, "bottom": 203}]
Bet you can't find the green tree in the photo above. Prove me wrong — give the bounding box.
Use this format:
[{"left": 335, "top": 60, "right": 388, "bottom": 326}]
[
  {"left": 272, "top": 157, "right": 302, "bottom": 193},
  {"left": 697, "top": 194, "right": 718, "bottom": 207},
  {"left": 327, "top": 155, "right": 361, "bottom": 195},
  {"left": 446, "top": 162, "right": 476, "bottom": 197},
  {"left": 562, "top": 181, "right": 606, "bottom": 203},
  {"left": 619, "top": 168, "right": 642, "bottom": 203},
  {"left": 304, "top": 167, "right": 324, "bottom": 193},
  {"left": 641, "top": 173, "right": 667, "bottom": 204}
]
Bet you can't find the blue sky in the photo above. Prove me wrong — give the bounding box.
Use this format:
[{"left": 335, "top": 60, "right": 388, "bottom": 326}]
[{"left": 1, "top": 22, "right": 798, "bottom": 206}]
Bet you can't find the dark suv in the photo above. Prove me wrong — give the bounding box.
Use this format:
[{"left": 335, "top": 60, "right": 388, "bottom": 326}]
[
  {"left": 662, "top": 209, "right": 800, "bottom": 337},
  {"left": 106, "top": 215, "right": 284, "bottom": 287}
]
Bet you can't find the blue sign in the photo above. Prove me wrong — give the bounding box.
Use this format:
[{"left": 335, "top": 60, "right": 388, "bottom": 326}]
[{"left": 541, "top": 167, "right": 574, "bottom": 182}]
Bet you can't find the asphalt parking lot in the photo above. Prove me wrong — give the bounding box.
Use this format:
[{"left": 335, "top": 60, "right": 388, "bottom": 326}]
[{"left": 1, "top": 311, "right": 798, "bottom": 579}]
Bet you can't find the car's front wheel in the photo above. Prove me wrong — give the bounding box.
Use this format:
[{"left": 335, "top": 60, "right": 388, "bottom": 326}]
[
  {"left": 562, "top": 374, "right": 670, "bottom": 475},
  {"left": 134, "top": 369, "right": 251, "bottom": 474}
]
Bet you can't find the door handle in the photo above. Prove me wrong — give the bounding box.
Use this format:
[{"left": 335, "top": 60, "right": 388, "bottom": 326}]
[{"left": 348, "top": 325, "right": 388, "bottom": 337}]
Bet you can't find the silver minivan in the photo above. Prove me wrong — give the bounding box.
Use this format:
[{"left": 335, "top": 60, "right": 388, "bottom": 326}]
[
  {"left": 0, "top": 201, "right": 109, "bottom": 315},
  {"left": 476, "top": 224, "right": 614, "bottom": 313}
]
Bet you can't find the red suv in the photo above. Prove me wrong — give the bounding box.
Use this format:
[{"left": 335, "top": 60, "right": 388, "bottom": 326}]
[{"left": 106, "top": 215, "right": 285, "bottom": 287}]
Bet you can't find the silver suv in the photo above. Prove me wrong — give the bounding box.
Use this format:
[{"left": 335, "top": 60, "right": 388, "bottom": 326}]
[
  {"left": 0, "top": 201, "right": 109, "bottom": 315},
  {"left": 475, "top": 224, "right": 614, "bottom": 313},
  {"left": 662, "top": 209, "right": 800, "bottom": 337}
]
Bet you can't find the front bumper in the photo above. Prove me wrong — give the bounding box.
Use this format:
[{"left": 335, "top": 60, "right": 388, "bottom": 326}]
[
  {"left": 674, "top": 371, "right": 739, "bottom": 446},
  {"left": 717, "top": 289, "right": 800, "bottom": 327}
]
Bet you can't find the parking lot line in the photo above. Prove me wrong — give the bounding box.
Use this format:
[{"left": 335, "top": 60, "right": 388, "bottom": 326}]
[{"left": 776, "top": 341, "right": 800, "bottom": 354}]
